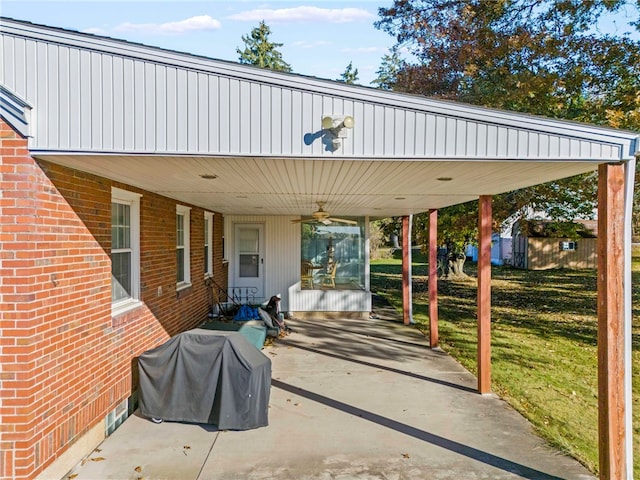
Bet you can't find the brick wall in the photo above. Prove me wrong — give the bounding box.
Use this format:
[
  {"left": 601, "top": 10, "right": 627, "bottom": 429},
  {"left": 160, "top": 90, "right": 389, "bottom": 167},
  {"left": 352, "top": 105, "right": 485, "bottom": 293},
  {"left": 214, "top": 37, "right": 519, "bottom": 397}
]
[{"left": 0, "top": 118, "right": 226, "bottom": 479}]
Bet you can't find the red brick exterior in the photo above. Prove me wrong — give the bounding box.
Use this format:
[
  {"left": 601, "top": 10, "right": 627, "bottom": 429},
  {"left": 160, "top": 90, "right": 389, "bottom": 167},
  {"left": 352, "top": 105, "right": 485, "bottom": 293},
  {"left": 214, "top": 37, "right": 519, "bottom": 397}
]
[{"left": 0, "top": 117, "right": 226, "bottom": 479}]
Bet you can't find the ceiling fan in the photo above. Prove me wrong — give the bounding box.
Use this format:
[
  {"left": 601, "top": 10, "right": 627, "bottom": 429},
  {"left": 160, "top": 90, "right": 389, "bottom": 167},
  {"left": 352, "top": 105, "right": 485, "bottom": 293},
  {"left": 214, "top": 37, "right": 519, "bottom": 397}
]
[{"left": 291, "top": 201, "right": 357, "bottom": 225}]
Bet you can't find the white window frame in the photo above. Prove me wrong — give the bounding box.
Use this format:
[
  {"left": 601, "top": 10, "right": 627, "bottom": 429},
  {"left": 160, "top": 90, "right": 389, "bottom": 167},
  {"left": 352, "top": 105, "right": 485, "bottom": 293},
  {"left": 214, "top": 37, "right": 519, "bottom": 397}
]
[
  {"left": 204, "top": 211, "right": 214, "bottom": 278},
  {"left": 111, "top": 187, "right": 142, "bottom": 316},
  {"left": 177, "top": 205, "right": 192, "bottom": 290}
]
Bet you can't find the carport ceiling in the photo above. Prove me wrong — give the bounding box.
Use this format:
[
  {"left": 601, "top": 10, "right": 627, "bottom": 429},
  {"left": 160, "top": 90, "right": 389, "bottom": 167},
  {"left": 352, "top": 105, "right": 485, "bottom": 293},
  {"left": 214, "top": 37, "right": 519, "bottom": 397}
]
[{"left": 37, "top": 154, "right": 601, "bottom": 217}]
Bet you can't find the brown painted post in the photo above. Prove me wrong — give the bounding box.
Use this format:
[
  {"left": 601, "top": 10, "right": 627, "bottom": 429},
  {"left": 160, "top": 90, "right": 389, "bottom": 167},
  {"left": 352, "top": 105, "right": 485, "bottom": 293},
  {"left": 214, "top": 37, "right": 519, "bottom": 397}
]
[
  {"left": 402, "top": 215, "right": 411, "bottom": 325},
  {"left": 429, "top": 209, "right": 439, "bottom": 347},
  {"left": 597, "top": 163, "right": 626, "bottom": 480},
  {"left": 477, "top": 195, "right": 492, "bottom": 394}
]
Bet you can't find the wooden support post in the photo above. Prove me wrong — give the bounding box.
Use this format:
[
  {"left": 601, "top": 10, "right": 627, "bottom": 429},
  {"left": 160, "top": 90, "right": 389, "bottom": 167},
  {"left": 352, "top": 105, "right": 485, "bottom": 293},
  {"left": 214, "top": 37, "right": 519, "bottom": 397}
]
[
  {"left": 597, "top": 163, "right": 627, "bottom": 480},
  {"left": 402, "top": 215, "right": 412, "bottom": 325},
  {"left": 429, "top": 209, "right": 439, "bottom": 347},
  {"left": 477, "top": 195, "right": 492, "bottom": 394}
]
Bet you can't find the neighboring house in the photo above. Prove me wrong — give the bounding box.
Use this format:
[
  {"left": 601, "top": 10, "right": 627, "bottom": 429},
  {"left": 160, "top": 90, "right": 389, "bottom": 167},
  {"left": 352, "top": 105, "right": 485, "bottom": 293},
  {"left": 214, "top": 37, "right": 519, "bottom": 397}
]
[
  {"left": 1, "top": 18, "right": 638, "bottom": 480},
  {"left": 511, "top": 219, "right": 598, "bottom": 270},
  {"left": 466, "top": 233, "right": 513, "bottom": 266}
]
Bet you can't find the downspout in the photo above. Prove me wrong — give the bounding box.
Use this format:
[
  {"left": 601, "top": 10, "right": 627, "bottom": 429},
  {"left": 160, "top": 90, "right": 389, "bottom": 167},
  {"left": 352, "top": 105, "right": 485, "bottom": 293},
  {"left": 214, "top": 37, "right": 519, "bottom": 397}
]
[{"left": 624, "top": 152, "right": 638, "bottom": 479}]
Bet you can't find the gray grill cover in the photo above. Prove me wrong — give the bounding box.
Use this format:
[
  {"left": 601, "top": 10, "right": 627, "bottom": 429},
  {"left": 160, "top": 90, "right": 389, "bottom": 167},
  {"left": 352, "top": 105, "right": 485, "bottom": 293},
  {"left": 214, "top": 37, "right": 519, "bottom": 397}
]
[{"left": 138, "top": 329, "right": 271, "bottom": 430}]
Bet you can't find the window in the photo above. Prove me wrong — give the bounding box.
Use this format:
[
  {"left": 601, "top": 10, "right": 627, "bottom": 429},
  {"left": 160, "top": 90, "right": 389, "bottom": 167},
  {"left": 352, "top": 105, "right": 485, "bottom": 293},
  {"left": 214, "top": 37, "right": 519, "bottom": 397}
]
[
  {"left": 204, "top": 212, "right": 214, "bottom": 277},
  {"left": 238, "top": 227, "right": 260, "bottom": 277},
  {"left": 300, "top": 219, "right": 365, "bottom": 290},
  {"left": 176, "top": 205, "right": 191, "bottom": 288},
  {"left": 559, "top": 241, "right": 578, "bottom": 251},
  {"left": 111, "top": 188, "right": 141, "bottom": 314}
]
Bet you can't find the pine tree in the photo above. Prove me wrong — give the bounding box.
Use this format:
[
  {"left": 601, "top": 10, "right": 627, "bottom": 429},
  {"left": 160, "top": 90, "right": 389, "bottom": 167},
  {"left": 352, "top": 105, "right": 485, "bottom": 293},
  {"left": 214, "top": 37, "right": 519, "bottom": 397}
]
[
  {"left": 371, "top": 47, "right": 403, "bottom": 90},
  {"left": 237, "top": 21, "right": 292, "bottom": 72},
  {"left": 338, "top": 61, "right": 359, "bottom": 84}
]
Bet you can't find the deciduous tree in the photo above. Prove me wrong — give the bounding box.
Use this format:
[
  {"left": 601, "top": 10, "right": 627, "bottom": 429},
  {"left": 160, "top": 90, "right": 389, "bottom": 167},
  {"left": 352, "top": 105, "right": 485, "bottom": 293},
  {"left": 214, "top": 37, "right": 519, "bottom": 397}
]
[
  {"left": 375, "top": 0, "right": 640, "bottom": 122},
  {"left": 375, "top": 0, "right": 640, "bottom": 273}
]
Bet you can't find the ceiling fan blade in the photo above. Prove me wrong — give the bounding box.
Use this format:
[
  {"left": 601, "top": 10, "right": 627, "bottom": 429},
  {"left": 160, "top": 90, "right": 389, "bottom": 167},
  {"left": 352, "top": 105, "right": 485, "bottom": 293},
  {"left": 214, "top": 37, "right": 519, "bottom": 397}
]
[
  {"left": 291, "top": 217, "right": 315, "bottom": 224},
  {"left": 327, "top": 217, "right": 358, "bottom": 225}
]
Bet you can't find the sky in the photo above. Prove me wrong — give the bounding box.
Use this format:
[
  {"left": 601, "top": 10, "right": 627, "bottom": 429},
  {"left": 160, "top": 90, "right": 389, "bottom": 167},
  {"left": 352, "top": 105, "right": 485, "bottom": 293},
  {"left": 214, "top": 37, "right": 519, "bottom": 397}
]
[
  {"left": 1, "top": 1, "right": 638, "bottom": 87},
  {"left": 0, "top": 1, "right": 397, "bottom": 85}
]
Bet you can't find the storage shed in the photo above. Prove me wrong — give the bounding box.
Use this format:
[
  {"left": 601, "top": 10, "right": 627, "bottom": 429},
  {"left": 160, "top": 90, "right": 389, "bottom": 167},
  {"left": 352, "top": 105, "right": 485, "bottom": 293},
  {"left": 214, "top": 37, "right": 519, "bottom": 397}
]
[{"left": 512, "top": 220, "right": 598, "bottom": 269}]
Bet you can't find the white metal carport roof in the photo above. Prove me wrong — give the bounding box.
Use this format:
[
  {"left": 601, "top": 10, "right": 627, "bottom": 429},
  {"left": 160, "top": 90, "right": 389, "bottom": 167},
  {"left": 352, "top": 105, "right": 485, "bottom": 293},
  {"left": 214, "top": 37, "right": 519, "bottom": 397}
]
[{"left": 1, "top": 17, "right": 638, "bottom": 218}]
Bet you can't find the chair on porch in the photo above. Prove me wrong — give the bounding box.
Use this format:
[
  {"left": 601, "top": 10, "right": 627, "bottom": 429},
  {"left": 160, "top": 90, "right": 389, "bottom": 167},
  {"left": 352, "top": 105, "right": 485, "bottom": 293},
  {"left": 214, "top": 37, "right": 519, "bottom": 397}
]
[
  {"left": 301, "top": 260, "right": 315, "bottom": 289},
  {"left": 320, "top": 261, "right": 338, "bottom": 288}
]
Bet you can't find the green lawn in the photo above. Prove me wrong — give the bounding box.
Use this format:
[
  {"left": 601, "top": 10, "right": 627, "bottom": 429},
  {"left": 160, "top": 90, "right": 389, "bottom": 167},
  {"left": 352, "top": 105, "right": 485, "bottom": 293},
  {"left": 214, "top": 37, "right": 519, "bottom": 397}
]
[{"left": 371, "top": 249, "right": 640, "bottom": 476}]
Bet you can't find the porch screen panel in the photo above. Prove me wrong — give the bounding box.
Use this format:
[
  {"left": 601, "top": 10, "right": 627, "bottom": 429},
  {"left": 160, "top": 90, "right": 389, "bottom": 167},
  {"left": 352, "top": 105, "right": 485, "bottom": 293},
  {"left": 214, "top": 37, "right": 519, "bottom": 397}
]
[{"left": 300, "top": 218, "right": 365, "bottom": 290}]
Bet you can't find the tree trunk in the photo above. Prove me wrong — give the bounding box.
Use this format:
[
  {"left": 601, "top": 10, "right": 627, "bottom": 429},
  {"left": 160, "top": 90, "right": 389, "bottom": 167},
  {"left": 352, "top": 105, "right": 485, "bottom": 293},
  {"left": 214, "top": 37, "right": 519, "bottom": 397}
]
[{"left": 447, "top": 252, "right": 468, "bottom": 278}]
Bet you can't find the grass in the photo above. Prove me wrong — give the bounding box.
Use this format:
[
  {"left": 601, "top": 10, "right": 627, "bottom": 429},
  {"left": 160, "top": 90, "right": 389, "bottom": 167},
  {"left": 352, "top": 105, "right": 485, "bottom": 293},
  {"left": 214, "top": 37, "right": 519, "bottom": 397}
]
[{"left": 370, "top": 248, "right": 640, "bottom": 477}]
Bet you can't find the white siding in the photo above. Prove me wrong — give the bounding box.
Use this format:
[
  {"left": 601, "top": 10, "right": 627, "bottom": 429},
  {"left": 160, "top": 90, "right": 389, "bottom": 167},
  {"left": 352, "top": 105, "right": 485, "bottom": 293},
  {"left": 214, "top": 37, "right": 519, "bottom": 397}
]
[
  {"left": 288, "top": 289, "right": 371, "bottom": 313},
  {"left": 224, "top": 215, "right": 371, "bottom": 313},
  {"left": 225, "top": 215, "right": 299, "bottom": 310},
  {"left": 1, "top": 20, "right": 636, "bottom": 160}
]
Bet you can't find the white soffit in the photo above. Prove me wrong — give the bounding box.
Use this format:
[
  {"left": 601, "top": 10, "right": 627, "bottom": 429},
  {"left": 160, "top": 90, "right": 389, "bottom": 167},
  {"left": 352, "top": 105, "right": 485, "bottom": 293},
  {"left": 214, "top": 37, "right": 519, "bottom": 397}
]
[{"left": 36, "top": 154, "right": 601, "bottom": 216}]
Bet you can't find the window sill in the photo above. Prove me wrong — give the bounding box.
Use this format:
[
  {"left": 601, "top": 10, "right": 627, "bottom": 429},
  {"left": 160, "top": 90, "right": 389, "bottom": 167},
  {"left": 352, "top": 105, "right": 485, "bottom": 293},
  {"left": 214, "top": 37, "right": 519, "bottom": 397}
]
[
  {"left": 112, "top": 299, "right": 142, "bottom": 318},
  {"left": 176, "top": 282, "right": 192, "bottom": 292}
]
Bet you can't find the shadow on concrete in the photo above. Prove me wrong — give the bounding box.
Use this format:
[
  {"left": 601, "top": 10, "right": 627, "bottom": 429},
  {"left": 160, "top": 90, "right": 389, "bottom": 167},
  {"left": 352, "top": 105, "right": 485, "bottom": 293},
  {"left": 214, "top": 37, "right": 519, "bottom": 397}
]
[
  {"left": 280, "top": 339, "right": 477, "bottom": 394},
  {"left": 272, "top": 379, "right": 564, "bottom": 480}
]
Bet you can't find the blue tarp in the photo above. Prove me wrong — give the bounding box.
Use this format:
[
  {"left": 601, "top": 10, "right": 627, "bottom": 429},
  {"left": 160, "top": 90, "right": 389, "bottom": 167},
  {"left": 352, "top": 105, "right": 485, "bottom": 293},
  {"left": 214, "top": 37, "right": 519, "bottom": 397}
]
[{"left": 233, "top": 304, "right": 261, "bottom": 321}]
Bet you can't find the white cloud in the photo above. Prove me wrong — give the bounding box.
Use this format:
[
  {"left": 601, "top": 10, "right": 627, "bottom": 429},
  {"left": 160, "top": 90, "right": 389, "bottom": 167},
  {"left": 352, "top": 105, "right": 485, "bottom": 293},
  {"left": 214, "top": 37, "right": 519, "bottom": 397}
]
[
  {"left": 109, "top": 15, "right": 222, "bottom": 35},
  {"left": 228, "top": 6, "right": 374, "bottom": 24}
]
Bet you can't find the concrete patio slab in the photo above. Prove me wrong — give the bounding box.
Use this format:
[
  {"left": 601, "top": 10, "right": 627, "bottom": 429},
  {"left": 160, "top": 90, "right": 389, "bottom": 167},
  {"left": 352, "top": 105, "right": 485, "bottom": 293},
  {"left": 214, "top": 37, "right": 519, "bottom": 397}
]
[
  {"left": 63, "top": 415, "right": 218, "bottom": 480},
  {"left": 64, "top": 314, "right": 595, "bottom": 480}
]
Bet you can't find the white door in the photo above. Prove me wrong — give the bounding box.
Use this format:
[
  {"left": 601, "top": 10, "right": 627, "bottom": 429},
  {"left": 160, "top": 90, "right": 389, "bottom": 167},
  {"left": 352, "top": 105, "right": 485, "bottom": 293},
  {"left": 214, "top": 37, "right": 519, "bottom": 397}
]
[{"left": 234, "top": 224, "right": 265, "bottom": 301}]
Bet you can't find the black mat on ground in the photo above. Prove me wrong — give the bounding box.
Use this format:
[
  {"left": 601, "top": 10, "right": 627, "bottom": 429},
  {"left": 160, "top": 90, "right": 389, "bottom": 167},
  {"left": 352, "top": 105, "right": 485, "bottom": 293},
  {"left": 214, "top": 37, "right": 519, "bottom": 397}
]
[{"left": 138, "top": 329, "right": 271, "bottom": 430}]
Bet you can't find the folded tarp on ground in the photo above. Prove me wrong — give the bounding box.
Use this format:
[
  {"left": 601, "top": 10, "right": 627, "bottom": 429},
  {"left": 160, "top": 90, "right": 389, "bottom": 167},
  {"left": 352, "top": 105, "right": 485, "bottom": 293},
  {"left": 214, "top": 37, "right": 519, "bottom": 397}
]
[{"left": 138, "top": 329, "right": 271, "bottom": 430}]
